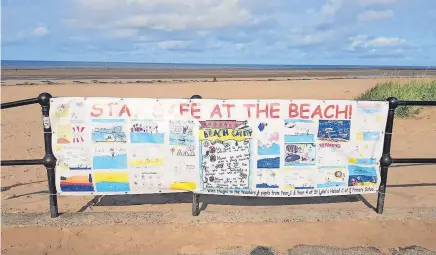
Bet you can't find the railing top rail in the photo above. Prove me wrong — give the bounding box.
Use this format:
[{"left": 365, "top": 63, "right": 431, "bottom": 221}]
[
  {"left": 1, "top": 98, "right": 39, "bottom": 109},
  {"left": 397, "top": 100, "right": 436, "bottom": 106}
]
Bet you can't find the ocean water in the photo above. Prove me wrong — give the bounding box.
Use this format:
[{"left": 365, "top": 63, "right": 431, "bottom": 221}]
[{"left": 2, "top": 60, "right": 434, "bottom": 70}]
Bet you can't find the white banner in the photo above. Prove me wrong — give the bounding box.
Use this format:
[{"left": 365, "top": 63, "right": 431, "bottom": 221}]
[{"left": 50, "top": 97, "right": 389, "bottom": 197}]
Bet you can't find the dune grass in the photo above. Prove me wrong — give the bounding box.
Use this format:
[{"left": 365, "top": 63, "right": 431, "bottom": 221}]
[{"left": 356, "top": 79, "right": 436, "bottom": 118}]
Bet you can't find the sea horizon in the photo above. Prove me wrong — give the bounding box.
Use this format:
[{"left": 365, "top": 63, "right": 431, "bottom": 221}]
[{"left": 2, "top": 60, "right": 435, "bottom": 70}]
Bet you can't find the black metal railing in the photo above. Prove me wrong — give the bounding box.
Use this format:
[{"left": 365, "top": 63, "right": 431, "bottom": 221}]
[
  {"left": 375, "top": 98, "right": 436, "bottom": 214},
  {"left": 1, "top": 94, "right": 435, "bottom": 218},
  {"left": 1, "top": 93, "right": 58, "bottom": 218}
]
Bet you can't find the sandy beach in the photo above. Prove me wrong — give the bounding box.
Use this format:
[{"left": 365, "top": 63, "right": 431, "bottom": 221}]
[{"left": 1, "top": 76, "right": 436, "bottom": 255}]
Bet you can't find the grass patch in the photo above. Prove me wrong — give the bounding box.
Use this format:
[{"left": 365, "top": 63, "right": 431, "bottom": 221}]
[{"left": 356, "top": 79, "right": 436, "bottom": 118}]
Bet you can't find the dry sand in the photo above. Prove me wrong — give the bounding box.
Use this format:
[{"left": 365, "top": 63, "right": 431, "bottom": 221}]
[{"left": 1, "top": 78, "right": 436, "bottom": 254}]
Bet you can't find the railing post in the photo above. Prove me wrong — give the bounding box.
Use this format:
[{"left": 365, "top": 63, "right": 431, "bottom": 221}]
[
  {"left": 190, "top": 94, "right": 202, "bottom": 216},
  {"left": 376, "top": 97, "right": 398, "bottom": 214},
  {"left": 38, "top": 93, "right": 59, "bottom": 218}
]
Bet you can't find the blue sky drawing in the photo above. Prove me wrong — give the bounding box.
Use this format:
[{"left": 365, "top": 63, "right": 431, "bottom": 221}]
[{"left": 2, "top": 0, "right": 436, "bottom": 65}]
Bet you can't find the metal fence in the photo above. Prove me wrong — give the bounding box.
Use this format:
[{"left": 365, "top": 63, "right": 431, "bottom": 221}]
[{"left": 1, "top": 93, "right": 435, "bottom": 218}]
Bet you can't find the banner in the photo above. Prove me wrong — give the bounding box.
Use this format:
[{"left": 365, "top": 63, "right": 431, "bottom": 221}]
[{"left": 50, "top": 97, "right": 389, "bottom": 197}]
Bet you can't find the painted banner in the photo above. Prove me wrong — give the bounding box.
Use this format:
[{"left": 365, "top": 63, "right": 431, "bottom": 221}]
[{"left": 50, "top": 97, "right": 389, "bottom": 197}]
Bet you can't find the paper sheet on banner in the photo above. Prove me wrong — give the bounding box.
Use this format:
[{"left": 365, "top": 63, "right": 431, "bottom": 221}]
[{"left": 50, "top": 97, "right": 388, "bottom": 197}]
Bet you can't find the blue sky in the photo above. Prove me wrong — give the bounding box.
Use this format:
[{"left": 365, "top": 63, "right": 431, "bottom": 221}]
[{"left": 2, "top": 0, "right": 436, "bottom": 65}]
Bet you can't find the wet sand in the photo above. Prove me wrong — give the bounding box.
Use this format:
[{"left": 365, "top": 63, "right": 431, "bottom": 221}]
[{"left": 1, "top": 78, "right": 436, "bottom": 254}]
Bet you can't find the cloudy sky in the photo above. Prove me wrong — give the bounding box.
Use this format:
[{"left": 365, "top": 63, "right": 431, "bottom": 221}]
[{"left": 2, "top": 0, "right": 436, "bottom": 65}]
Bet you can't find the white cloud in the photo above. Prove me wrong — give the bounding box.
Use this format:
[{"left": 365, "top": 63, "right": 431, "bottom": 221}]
[
  {"left": 358, "top": 0, "right": 398, "bottom": 6},
  {"left": 31, "top": 26, "right": 49, "bottom": 36},
  {"left": 348, "top": 35, "right": 406, "bottom": 50},
  {"left": 357, "top": 10, "right": 394, "bottom": 22},
  {"left": 110, "top": 29, "right": 138, "bottom": 38},
  {"left": 158, "top": 40, "right": 191, "bottom": 50},
  {"left": 72, "top": 0, "right": 255, "bottom": 32}
]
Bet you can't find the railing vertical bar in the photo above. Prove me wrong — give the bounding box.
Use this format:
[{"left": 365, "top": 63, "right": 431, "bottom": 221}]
[{"left": 376, "top": 97, "right": 399, "bottom": 214}]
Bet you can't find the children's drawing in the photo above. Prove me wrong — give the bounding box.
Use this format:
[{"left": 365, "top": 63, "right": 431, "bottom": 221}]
[
  {"left": 130, "top": 119, "right": 164, "bottom": 144},
  {"left": 316, "top": 166, "right": 347, "bottom": 188},
  {"left": 56, "top": 146, "right": 91, "bottom": 170},
  {"left": 56, "top": 124, "right": 72, "bottom": 144},
  {"left": 94, "top": 172, "right": 130, "bottom": 192},
  {"left": 199, "top": 120, "right": 252, "bottom": 190},
  {"left": 356, "top": 131, "right": 381, "bottom": 141},
  {"left": 316, "top": 142, "right": 348, "bottom": 166},
  {"left": 348, "top": 165, "right": 377, "bottom": 186},
  {"left": 54, "top": 101, "right": 86, "bottom": 121},
  {"left": 60, "top": 173, "right": 94, "bottom": 192},
  {"left": 255, "top": 169, "right": 279, "bottom": 188},
  {"left": 92, "top": 119, "right": 127, "bottom": 143},
  {"left": 129, "top": 171, "right": 163, "bottom": 192},
  {"left": 284, "top": 119, "right": 317, "bottom": 143},
  {"left": 129, "top": 145, "right": 164, "bottom": 168},
  {"left": 169, "top": 120, "right": 195, "bottom": 145},
  {"left": 72, "top": 125, "right": 86, "bottom": 143},
  {"left": 317, "top": 120, "right": 351, "bottom": 142},
  {"left": 170, "top": 145, "right": 195, "bottom": 157},
  {"left": 93, "top": 146, "right": 127, "bottom": 169},
  {"left": 284, "top": 143, "right": 316, "bottom": 166},
  {"left": 283, "top": 167, "right": 315, "bottom": 190},
  {"left": 257, "top": 132, "right": 280, "bottom": 155},
  {"left": 257, "top": 157, "right": 280, "bottom": 169}
]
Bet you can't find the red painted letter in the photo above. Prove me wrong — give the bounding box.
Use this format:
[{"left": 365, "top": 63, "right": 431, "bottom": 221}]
[
  {"left": 300, "top": 103, "right": 310, "bottom": 119},
  {"left": 288, "top": 103, "right": 299, "bottom": 118},
  {"left": 256, "top": 103, "right": 269, "bottom": 118},
  {"left": 243, "top": 104, "right": 256, "bottom": 118},
  {"left": 191, "top": 103, "right": 200, "bottom": 119},
  {"left": 335, "top": 105, "right": 348, "bottom": 119},
  {"left": 210, "top": 104, "right": 222, "bottom": 118},
  {"left": 269, "top": 103, "right": 280, "bottom": 118},
  {"left": 180, "top": 103, "right": 189, "bottom": 116},
  {"left": 119, "top": 104, "right": 131, "bottom": 117},
  {"left": 107, "top": 102, "right": 117, "bottom": 117},
  {"left": 324, "top": 105, "right": 335, "bottom": 118},
  {"left": 222, "top": 104, "right": 235, "bottom": 118},
  {"left": 311, "top": 105, "right": 323, "bottom": 119},
  {"left": 91, "top": 104, "right": 103, "bottom": 117}
]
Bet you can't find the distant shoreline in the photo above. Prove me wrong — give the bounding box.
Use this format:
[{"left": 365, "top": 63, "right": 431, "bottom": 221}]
[{"left": 2, "top": 67, "right": 436, "bottom": 81}]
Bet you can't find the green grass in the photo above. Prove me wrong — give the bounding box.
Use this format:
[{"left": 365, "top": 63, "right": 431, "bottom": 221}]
[{"left": 356, "top": 79, "right": 436, "bottom": 118}]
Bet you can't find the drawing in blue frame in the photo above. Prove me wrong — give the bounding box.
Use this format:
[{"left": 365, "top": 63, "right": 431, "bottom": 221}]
[
  {"left": 284, "top": 119, "right": 316, "bottom": 143},
  {"left": 284, "top": 143, "right": 316, "bottom": 166},
  {"left": 348, "top": 165, "right": 377, "bottom": 186},
  {"left": 92, "top": 119, "right": 127, "bottom": 143},
  {"left": 257, "top": 157, "right": 280, "bottom": 168},
  {"left": 130, "top": 119, "right": 165, "bottom": 144},
  {"left": 317, "top": 120, "right": 351, "bottom": 142},
  {"left": 93, "top": 147, "right": 128, "bottom": 170}
]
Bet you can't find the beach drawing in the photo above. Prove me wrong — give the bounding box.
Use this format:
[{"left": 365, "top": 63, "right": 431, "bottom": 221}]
[
  {"left": 60, "top": 174, "right": 94, "bottom": 192},
  {"left": 56, "top": 124, "right": 72, "bottom": 144},
  {"left": 56, "top": 146, "right": 91, "bottom": 170},
  {"left": 348, "top": 165, "right": 377, "bottom": 186},
  {"left": 94, "top": 172, "right": 130, "bottom": 192},
  {"left": 317, "top": 120, "right": 351, "bottom": 142},
  {"left": 169, "top": 120, "right": 195, "bottom": 145},
  {"left": 316, "top": 142, "right": 348, "bottom": 166},
  {"left": 284, "top": 143, "right": 316, "bottom": 166},
  {"left": 284, "top": 119, "right": 317, "bottom": 143},
  {"left": 283, "top": 167, "right": 315, "bottom": 190},
  {"left": 92, "top": 119, "right": 126, "bottom": 143},
  {"left": 255, "top": 168, "right": 279, "bottom": 189},
  {"left": 130, "top": 119, "right": 165, "bottom": 144},
  {"left": 257, "top": 132, "right": 280, "bottom": 155},
  {"left": 129, "top": 145, "right": 164, "bottom": 168},
  {"left": 93, "top": 146, "right": 127, "bottom": 169},
  {"left": 316, "top": 166, "right": 347, "bottom": 188},
  {"left": 54, "top": 100, "right": 86, "bottom": 121}
]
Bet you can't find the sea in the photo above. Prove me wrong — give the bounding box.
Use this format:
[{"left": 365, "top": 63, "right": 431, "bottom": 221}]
[{"left": 2, "top": 60, "right": 435, "bottom": 70}]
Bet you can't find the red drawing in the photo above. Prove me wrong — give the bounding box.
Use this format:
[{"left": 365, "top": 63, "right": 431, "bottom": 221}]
[{"left": 72, "top": 126, "right": 85, "bottom": 143}]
